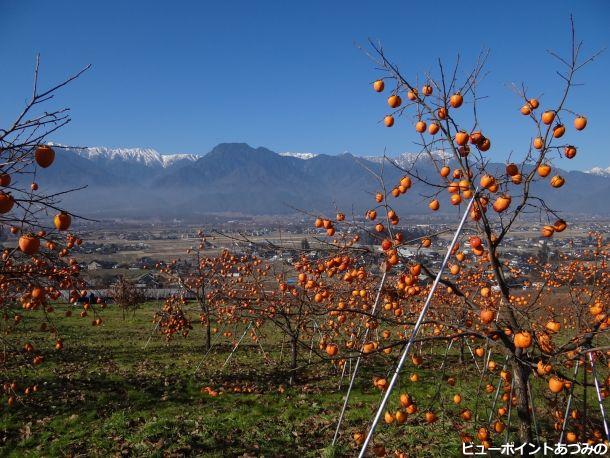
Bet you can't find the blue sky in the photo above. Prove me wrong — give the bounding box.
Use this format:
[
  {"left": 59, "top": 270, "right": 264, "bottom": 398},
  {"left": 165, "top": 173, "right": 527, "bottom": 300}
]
[{"left": 2, "top": 1, "right": 609, "bottom": 170}]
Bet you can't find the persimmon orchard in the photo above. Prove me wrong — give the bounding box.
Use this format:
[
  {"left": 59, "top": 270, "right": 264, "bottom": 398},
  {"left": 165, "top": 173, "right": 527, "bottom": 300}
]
[
  {"left": 154, "top": 24, "right": 607, "bottom": 456},
  {"left": 1, "top": 24, "right": 608, "bottom": 458},
  {"left": 0, "top": 60, "right": 100, "bottom": 409}
]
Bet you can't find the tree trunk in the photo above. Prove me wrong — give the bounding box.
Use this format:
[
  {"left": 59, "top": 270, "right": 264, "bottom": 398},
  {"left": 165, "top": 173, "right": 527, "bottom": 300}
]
[
  {"left": 512, "top": 358, "right": 533, "bottom": 452},
  {"left": 205, "top": 320, "right": 211, "bottom": 351},
  {"left": 459, "top": 341, "right": 465, "bottom": 364},
  {"left": 289, "top": 335, "right": 298, "bottom": 385}
]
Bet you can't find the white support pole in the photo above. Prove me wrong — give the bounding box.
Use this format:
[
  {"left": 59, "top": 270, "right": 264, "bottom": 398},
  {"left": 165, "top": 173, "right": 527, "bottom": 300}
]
[
  {"left": 193, "top": 322, "right": 228, "bottom": 374},
  {"left": 438, "top": 338, "right": 455, "bottom": 371},
  {"left": 559, "top": 361, "right": 580, "bottom": 444},
  {"left": 338, "top": 357, "right": 348, "bottom": 389},
  {"left": 588, "top": 352, "right": 610, "bottom": 441},
  {"left": 308, "top": 321, "right": 318, "bottom": 364},
  {"left": 464, "top": 340, "right": 482, "bottom": 374},
  {"left": 251, "top": 326, "right": 268, "bottom": 361},
  {"left": 221, "top": 322, "right": 252, "bottom": 370},
  {"left": 504, "top": 378, "right": 516, "bottom": 443},
  {"left": 331, "top": 271, "right": 387, "bottom": 446},
  {"left": 279, "top": 333, "right": 286, "bottom": 363},
  {"left": 357, "top": 194, "right": 476, "bottom": 457},
  {"left": 527, "top": 380, "right": 540, "bottom": 445},
  {"left": 488, "top": 361, "right": 509, "bottom": 424},
  {"left": 143, "top": 321, "right": 160, "bottom": 350}
]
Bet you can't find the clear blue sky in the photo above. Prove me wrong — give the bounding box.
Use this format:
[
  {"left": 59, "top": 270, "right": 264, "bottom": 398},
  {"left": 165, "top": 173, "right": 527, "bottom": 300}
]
[{"left": 2, "top": 1, "right": 609, "bottom": 170}]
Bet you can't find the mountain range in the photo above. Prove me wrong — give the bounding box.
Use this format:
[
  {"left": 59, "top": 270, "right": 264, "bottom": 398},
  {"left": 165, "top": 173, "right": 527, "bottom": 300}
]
[{"left": 37, "top": 143, "right": 610, "bottom": 219}]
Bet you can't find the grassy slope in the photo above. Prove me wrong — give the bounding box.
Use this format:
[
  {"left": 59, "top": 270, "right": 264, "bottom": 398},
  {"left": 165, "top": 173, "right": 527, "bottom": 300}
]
[{"left": 0, "top": 302, "right": 596, "bottom": 457}]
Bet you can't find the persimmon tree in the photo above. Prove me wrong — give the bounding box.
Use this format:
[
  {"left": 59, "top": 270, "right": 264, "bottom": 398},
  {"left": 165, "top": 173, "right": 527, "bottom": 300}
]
[
  {"left": 156, "top": 232, "right": 257, "bottom": 350},
  {"left": 110, "top": 275, "right": 145, "bottom": 319},
  {"left": 300, "top": 19, "right": 608, "bottom": 455},
  {"left": 0, "top": 57, "right": 97, "bottom": 408}
]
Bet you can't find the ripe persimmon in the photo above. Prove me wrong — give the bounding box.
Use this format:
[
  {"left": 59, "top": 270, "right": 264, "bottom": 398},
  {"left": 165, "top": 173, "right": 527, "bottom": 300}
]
[
  {"left": 19, "top": 234, "right": 40, "bottom": 255},
  {"left": 541, "top": 110, "right": 555, "bottom": 125},
  {"left": 34, "top": 145, "right": 55, "bottom": 168},
  {"left": 450, "top": 92, "right": 463, "bottom": 108},
  {"left": 54, "top": 212, "right": 72, "bottom": 231},
  {"left": 553, "top": 124, "right": 565, "bottom": 138},
  {"left": 514, "top": 331, "right": 532, "bottom": 349},
  {"left": 0, "top": 192, "right": 15, "bottom": 214},
  {"left": 387, "top": 95, "right": 402, "bottom": 108},
  {"left": 574, "top": 116, "right": 587, "bottom": 130}
]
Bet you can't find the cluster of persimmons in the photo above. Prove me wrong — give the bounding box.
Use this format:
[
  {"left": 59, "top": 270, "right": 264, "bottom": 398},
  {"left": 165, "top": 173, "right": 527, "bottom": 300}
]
[{"left": 1, "top": 144, "right": 106, "bottom": 410}]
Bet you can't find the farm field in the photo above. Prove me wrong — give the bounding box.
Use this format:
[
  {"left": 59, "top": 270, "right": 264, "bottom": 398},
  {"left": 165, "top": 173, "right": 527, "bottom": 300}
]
[
  {"left": 0, "top": 303, "right": 463, "bottom": 457},
  {"left": 2, "top": 303, "right": 605, "bottom": 457}
]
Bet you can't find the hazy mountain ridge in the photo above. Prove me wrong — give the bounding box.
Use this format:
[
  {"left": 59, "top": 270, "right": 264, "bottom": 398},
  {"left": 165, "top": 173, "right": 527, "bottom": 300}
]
[{"left": 39, "top": 143, "right": 610, "bottom": 218}]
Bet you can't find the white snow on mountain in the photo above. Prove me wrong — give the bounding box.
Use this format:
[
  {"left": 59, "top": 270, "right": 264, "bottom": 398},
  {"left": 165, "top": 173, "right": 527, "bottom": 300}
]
[
  {"left": 365, "top": 150, "right": 452, "bottom": 167},
  {"left": 48, "top": 144, "right": 198, "bottom": 168},
  {"left": 159, "top": 153, "right": 199, "bottom": 167},
  {"left": 279, "top": 152, "right": 318, "bottom": 160},
  {"left": 586, "top": 166, "right": 610, "bottom": 176},
  {"left": 47, "top": 143, "right": 604, "bottom": 177}
]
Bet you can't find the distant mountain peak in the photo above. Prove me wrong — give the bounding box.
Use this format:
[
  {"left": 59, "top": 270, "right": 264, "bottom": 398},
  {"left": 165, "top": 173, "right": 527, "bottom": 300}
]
[
  {"left": 586, "top": 166, "right": 610, "bottom": 176},
  {"left": 207, "top": 142, "right": 277, "bottom": 157},
  {"left": 48, "top": 144, "right": 198, "bottom": 168},
  {"left": 279, "top": 152, "right": 319, "bottom": 160},
  {"left": 365, "top": 149, "right": 452, "bottom": 167}
]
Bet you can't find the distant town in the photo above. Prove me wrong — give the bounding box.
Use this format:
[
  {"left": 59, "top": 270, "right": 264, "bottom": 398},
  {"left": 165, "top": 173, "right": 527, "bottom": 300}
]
[{"left": 3, "top": 215, "right": 605, "bottom": 299}]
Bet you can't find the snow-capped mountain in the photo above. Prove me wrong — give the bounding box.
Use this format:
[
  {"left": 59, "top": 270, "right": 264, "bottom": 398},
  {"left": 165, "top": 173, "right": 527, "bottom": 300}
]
[
  {"left": 279, "top": 152, "right": 319, "bottom": 160},
  {"left": 365, "top": 150, "right": 452, "bottom": 168},
  {"left": 281, "top": 150, "right": 452, "bottom": 167},
  {"left": 586, "top": 166, "right": 610, "bottom": 177},
  {"left": 34, "top": 142, "right": 610, "bottom": 218},
  {"left": 48, "top": 144, "right": 198, "bottom": 168}
]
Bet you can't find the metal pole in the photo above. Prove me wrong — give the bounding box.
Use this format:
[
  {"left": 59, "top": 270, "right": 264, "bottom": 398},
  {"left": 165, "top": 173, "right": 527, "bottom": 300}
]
[
  {"left": 559, "top": 361, "right": 580, "bottom": 444},
  {"left": 357, "top": 194, "right": 476, "bottom": 457},
  {"left": 504, "top": 378, "right": 515, "bottom": 443},
  {"left": 331, "top": 271, "right": 387, "bottom": 446},
  {"left": 465, "top": 340, "right": 482, "bottom": 374},
  {"left": 308, "top": 321, "right": 318, "bottom": 364},
  {"left": 143, "top": 321, "right": 160, "bottom": 350},
  {"left": 588, "top": 352, "right": 610, "bottom": 441},
  {"left": 527, "top": 380, "right": 540, "bottom": 445},
  {"left": 473, "top": 349, "right": 494, "bottom": 423},
  {"left": 221, "top": 322, "right": 252, "bottom": 370},
  {"left": 338, "top": 358, "right": 348, "bottom": 389},
  {"left": 251, "top": 326, "right": 268, "bottom": 361},
  {"left": 279, "top": 333, "right": 286, "bottom": 363},
  {"left": 193, "top": 322, "right": 228, "bottom": 373},
  {"left": 488, "top": 361, "right": 508, "bottom": 424}
]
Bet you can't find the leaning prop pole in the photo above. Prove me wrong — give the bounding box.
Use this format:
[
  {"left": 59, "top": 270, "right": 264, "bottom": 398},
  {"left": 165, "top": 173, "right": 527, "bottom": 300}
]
[
  {"left": 221, "top": 322, "right": 253, "bottom": 370},
  {"left": 559, "top": 360, "right": 580, "bottom": 444},
  {"left": 193, "top": 322, "right": 228, "bottom": 374},
  {"left": 357, "top": 194, "right": 476, "bottom": 457},
  {"left": 331, "top": 271, "right": 388, "bottom": 446},
  {"left": 588, "top": 352, "right": 610, "bottom": 441}
]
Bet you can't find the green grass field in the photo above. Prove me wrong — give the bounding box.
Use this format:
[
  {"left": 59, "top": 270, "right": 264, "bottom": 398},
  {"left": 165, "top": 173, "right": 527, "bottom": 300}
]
[{"left": 0, "top": 303, "right": 596, "bottom": 457}]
